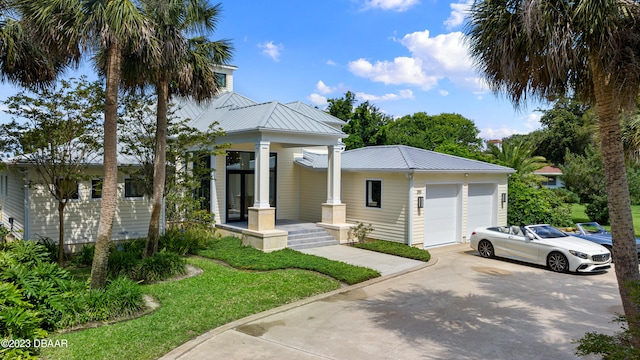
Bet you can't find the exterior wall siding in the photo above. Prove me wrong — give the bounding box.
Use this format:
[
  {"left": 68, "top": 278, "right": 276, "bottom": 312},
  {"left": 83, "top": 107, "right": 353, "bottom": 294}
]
[
  {"left": 298, "top": 167, "right": 326, "bottom": 222},
  {"left": 0, "top": 169, "right": 26, "bottom": 238},
  {"left": 25, "top": 167, "right": 152, "bottom": 247},
  {"left": 343, "top": 172, "right": 408, "bottom": 243}
]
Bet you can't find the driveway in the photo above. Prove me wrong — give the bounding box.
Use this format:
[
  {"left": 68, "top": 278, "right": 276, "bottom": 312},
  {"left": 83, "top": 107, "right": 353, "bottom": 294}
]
[{"left": 162, "top": 244, "right": 622, "bottom": 359}]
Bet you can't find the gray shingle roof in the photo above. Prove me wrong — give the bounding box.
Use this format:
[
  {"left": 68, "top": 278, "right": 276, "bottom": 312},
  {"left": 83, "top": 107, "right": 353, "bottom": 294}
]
[{"left": 296, "top": 145, "right": 515, "bottom": 173}]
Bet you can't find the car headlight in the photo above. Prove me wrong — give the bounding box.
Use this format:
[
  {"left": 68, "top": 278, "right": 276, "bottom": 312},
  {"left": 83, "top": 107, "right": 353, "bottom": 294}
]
[{"left": 569, "top": 250, "right": 588, "bottom": 259}]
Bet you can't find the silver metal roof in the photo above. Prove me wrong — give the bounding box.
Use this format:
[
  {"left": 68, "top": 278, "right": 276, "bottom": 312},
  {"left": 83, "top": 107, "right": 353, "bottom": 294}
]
[
  {"left": 285, "top": 101, "right": 346, "bottom": 126},
  {"left": 296, "top": 145, "right": 515, "bottom": 173}
]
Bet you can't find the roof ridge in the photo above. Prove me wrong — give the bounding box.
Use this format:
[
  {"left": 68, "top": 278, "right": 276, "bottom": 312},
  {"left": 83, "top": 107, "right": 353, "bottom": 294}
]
[{"left": 396, "top": 145, "right": 416, "bottom": 169}]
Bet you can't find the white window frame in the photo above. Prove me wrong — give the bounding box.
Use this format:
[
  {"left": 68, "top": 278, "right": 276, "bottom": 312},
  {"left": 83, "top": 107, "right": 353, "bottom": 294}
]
[{"left": 365, "top": 179, "right": 382, "bottom": 209}]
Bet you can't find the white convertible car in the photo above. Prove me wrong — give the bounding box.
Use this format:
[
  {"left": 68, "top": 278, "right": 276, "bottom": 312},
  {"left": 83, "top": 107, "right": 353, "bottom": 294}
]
[{"left": 470, "top": 224, "right": 612, "bottom": 273}]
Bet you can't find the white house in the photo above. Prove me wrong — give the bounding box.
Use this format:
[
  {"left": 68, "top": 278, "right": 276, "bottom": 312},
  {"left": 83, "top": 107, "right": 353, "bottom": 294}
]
[
  {"left": 0, "top": 65, "right": 514, "bottom": 252},
  {"left": 534, "top": 166, "right": 564, "bottom": 189}
]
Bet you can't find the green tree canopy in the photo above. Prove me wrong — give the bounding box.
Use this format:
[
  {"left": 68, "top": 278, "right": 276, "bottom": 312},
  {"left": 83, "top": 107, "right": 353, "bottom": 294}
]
[
  {"left": 327, "top": 92, "right": 390, "bottom": 150},
  {"left": 385, "top": 112, "right": 483, "bottom": 153}
]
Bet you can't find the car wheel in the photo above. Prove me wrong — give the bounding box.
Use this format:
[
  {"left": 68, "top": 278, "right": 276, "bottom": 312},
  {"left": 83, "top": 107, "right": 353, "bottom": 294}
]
[
  {"left": 478, "top": 240, "right": 494, "bottom": 258},
  {"left": 547, "top": 252, "right": 569, "bottom": 273}
]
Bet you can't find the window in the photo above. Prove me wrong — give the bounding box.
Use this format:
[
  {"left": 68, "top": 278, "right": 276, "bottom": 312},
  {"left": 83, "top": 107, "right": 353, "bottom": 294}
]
[
  {"left": 124, "top": 178, "right": 145, "bottom": 198},
  {"left": 215, "top": 72, "right": 227, "bottom": 88},
  {"left": 365, "top": 180, "right": 382, "bottom": 208},
  {"left": 542, "top": 176, "right": 557, "bottom": 186},
  {"left": 91, "top": 179, "right": 102, "bottom": 199},
  {"left": 56, "top": 178, "right": 79, "bottom": 200}
]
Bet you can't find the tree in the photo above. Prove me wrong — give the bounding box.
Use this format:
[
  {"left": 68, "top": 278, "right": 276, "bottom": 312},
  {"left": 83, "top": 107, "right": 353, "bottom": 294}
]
[
  {"left": 562, "top": 147, "right": 609, "bottom": 224},
  {"left": 486, "top": 138, "right": 547, "bottom": 174},
  {"left": 466, "top": 0, "right": 640, "bottom": 344},
  {"left": 121, "top": 0, "right": 232, "bottom": 258},
  {"left": 533, "top": 97, "right": 596, "bottom": 165},
  {"left": 0, "top": 77, "right": 103, "bottom": 264},
  {"left": 327, "top": 92, "right": 389, "bottom": 150},
  {"left": 15, "top": 0, "right": 159, "bottom": 288},
  {"left": 385, "top": 112, "right": 483, "bottom": 153}
]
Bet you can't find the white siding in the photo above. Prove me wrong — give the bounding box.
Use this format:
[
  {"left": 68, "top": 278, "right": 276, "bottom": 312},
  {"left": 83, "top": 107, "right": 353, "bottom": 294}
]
[
  {"left": 27, "top": 168, "right": 152, "bottom": 246},
  {"left": 298, "top": 167, "right": 326, "bottom": 222},
  {"left": 0, "top": 169, "right": 26, "bottom": 238},
  {"left": 343, "top": 172, "right": 408, "bottom": 243}
]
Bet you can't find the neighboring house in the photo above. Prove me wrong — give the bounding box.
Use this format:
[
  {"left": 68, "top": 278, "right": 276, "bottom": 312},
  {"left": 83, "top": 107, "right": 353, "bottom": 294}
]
[
  {"left": 534, "top": 166, "right": 564, "bottom": 189},
  {"left": 0, "top": 157, "right": 156, "bottom": 252}
]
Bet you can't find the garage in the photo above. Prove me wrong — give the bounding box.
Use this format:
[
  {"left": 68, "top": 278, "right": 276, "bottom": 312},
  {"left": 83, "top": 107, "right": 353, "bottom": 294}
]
[
  {"left": 424, "top": 184, "right": 461, "bottom": 247},
  {"left": 466, "top": 183, "right": 496, "bottom": 240}
]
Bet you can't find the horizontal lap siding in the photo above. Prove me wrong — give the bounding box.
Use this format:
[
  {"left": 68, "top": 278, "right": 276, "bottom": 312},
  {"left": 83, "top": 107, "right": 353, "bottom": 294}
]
[
  {"left": 0, "top": 170, "right": 26, "bottom": 238},
  {"left": 298, "top": 167, "right": 326, "bottom": 222},
  {"left": 28, "top": 169, "right": 152, "bottom": 245},
  {"left": 273, "top": 146, "right": 300, "bottom": 220},
  {"left": 343, "top": 172, "right": 408, "bottom": 243}
]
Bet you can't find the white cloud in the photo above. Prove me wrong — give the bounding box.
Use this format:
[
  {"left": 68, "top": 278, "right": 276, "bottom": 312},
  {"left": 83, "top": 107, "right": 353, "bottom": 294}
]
[
  {"left": 258, "top": 41, "right": 283, "bottom": 62},
  {"left": 361, "top": 0, "right": 420, "bottom": 12},
  {"left": 355, "top": 89, "right": 414, "bottom": 102},
  {"left": 523, "top": 112, "right": 542, "bottom": 131},
  {"left": 316, "top": 80, "right": 336, "bottom": 95},
  {"left": 348, "top": 30, "right": 482, "bottom": 93},
  {"left": 348, "top": 57, "right": 440, "bottom": 90},
  {"left": 326, "top": 59, "right": 337, "bottom": 66},
  {"left": 479, "top": 112, "right": 543, "bottom": 140},
  {"left": 438, "top": 89, "right": 449, "bottom": 96},
  {"left": 444, "top": 0, "right": 473, "bottom": 30},
  {"left": 479, "top": 127, "right": 521, "bottom": 140},
  {"left": 308, "top": 93, "right": 328, "bottom": 106}
]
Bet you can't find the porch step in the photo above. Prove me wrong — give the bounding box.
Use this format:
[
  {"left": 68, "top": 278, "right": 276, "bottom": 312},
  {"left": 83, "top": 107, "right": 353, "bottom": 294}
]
[{"left": 287, "top": 227, "right": 339, "bottom": 250}]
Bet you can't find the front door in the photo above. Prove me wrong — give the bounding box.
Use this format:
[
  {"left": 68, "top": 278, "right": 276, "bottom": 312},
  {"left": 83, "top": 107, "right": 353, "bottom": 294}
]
[
  {"left": 225, "top": 151, "right": 277, "bottom": 223},
  {"left": 226, "top": 171, "right": 254, "bottom": 222}
]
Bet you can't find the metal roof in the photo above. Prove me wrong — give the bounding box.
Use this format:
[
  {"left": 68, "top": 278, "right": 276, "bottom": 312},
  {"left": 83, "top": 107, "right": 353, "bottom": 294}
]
[
  {"left": 296, "top": 145, "right": 515, "bottom": 173},
  {"left": 285, "top": 101, "right": 346, "bottom": 126},
  {"left": 213, "top": 101, "right": 344, "bottom": 135}
]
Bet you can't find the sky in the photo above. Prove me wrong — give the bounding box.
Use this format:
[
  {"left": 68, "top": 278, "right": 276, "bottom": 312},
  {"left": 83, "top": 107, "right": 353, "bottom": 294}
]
[{"left": 0, "top": 0, "right": 549, "bottom": 140}]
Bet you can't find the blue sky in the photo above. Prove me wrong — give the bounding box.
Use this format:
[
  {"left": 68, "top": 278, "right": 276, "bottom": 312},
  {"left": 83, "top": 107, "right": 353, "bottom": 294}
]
[{"left": 0, "top": 0, "right": 547, "bottom": 140}]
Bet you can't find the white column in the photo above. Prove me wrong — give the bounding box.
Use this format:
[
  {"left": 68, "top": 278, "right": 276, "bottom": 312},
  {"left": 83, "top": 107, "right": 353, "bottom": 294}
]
[
  {"left": 326, "top": 144, "right": 344, "bottom": 205},
  {"left": 254, "top": 141, "right": 271, "bottom": 208}
]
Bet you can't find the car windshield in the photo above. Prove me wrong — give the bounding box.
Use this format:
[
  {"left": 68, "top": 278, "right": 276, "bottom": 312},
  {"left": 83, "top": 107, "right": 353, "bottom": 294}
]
[
  {"left": 527, "top": 225, "right": 568, "bottom": 239},
  {"left": 580, "top": 222, "right": 607, "bottom": 234}
]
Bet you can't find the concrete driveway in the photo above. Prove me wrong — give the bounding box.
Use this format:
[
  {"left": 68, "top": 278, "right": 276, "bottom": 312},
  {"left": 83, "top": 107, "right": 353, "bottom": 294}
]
[{"left": 162, "top": 244, "right": 622, "bottom": 360}]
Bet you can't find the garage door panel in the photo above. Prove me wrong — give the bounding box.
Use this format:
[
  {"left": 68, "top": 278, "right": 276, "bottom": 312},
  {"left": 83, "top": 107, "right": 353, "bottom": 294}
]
[
  {"left": 424, "top": 184, "right": 459, "bottom": 247},
  {"left": 467, "top": 184, "right": 495, "bottom": 239}
]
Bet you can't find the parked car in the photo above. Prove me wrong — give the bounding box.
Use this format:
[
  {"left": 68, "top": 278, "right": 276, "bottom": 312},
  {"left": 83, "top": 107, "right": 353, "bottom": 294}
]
[
  {"left": 571, "top": 222, "right": 640, "bottom": 258},
  {"left": 470, "top": 224, "right": 611, "bottom": 273}
]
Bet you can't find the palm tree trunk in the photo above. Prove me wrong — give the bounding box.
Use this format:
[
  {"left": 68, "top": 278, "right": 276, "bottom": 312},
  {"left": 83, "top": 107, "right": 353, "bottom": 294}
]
[
  {"left": 145, "top": 77, "right": 169, "bottom": 257},
  {"left": 57, "top": 201, "right": 65, "bottom": 265},
  {"left": 592, "top": 62, "right": 640, "bottom": 346},
  {"left": 90, "top": 40, "right": 121, "bottom": 289}
]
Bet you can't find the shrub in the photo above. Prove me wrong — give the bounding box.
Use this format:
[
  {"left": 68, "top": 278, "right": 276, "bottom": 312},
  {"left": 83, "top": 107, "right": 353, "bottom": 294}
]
[
  {"left": 128, "top": 251, "right": 186, "bottom": 283},
  {"left": 159, "top": 228, "right": 215, "bottom": 255},
  {"left": 585, "top": 195, "right": 610, "bottom": 225},
  {"left": 507, "top": 174, "right": 573, "bottom": 227},
  {"left": 354, "top": 240, "right": 431, "bottom": 262},
  {"left": 349, "top": 222, "right": 374, "bottom": 244},
  {"left": 73, "top": 244, "right": 95, "bottom": 266},
  {"left": 552, "top": 188, "right": 580, "bottom": 204}
]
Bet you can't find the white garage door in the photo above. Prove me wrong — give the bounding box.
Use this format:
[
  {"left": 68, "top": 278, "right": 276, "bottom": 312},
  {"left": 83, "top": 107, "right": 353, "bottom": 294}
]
[
  {"left": 424, "top": 184, "right": 460, "bottom": 247},
  {"left": 467, "top": 184, "right": 496, "bottom": 240}
]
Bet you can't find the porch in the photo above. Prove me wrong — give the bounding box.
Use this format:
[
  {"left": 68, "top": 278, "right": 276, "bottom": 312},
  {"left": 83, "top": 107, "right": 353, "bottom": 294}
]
[{"left": 216, "top": 220, "right": 341, "bottom": 250}]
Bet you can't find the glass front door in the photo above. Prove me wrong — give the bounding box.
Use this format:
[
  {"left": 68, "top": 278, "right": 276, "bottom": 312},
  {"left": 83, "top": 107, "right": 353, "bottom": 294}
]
[
  {"left": 226, "top": 171, "right": 254, "bottom": 222},
  {"left": 225, "top": 151, "right": 276, "bottom": 223}
]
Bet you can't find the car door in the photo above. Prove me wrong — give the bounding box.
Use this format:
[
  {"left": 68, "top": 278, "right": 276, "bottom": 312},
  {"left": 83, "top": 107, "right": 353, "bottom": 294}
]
[{"left": 503, "top": 228, "right": 541, "bottom": 263}]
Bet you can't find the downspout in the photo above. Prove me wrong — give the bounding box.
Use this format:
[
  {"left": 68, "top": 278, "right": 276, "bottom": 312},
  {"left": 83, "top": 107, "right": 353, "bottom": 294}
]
[
  {"left": 407, "top": 172, "right": 414, "bottom": 247},
  {"left": 23, "top": 169, "right": 30, "bottom": 240}
]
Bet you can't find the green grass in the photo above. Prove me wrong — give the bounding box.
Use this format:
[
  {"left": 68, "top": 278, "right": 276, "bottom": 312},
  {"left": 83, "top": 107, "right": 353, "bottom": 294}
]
[
  {"left": 196, "top": 236, "right": 381, "bottom": 284},
  {"left": 41, "top": 257, "right": 342, "bottom": 360},
  {"left": 571, "top": 203, "right": 640, "bottom": 236},
  {"left": 353, "top": 240, "right": 431, "bottom": 262}
]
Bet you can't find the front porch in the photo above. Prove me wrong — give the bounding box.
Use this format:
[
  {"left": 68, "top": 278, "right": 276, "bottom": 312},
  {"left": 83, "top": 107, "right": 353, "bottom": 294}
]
[{"left": 216, "top": 220, "right": 343, "bottom": 251}]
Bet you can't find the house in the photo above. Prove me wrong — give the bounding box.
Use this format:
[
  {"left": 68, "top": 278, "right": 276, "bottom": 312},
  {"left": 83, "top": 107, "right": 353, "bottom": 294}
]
[
  {"left": 0, "top": 156, "right": 155, "bottom": 252},
  {"left": 177, "top": 67, "right": 515, "bottom": 250},
  {"left": 0, "top": 64, "right": 515, "bottom": 252},
  {"left": 534, "top": 166, "right": 564, "bottom": 189}
]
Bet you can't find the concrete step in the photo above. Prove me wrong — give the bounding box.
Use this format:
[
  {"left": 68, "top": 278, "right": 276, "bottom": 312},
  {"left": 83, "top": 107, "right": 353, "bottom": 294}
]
[{"left": 287, "top": 227, "right": 339, "bottom": 250}]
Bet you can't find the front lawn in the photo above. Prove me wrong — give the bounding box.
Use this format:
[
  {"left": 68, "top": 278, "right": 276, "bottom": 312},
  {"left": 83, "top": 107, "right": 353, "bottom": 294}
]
[
  {"left": 41, "top": 236, "right": 380, "bottom": 360},
  {"left": 572, "top": 203, "right": 640, "bottom": 236}
]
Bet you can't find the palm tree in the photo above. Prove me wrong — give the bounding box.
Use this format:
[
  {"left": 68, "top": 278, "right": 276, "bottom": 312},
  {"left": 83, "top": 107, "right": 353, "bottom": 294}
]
[
  {"left": 14, "top": 0, "right": 159, "bottom": 288},
  {"left": 466, "top": 0, "right": 640, "bottom": 343},
  {"left": 486, "top": 139, "right": 547, "bottom": 174},
  {"left": 120, "top": 0, "right": 232, "bottom": 257}
]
